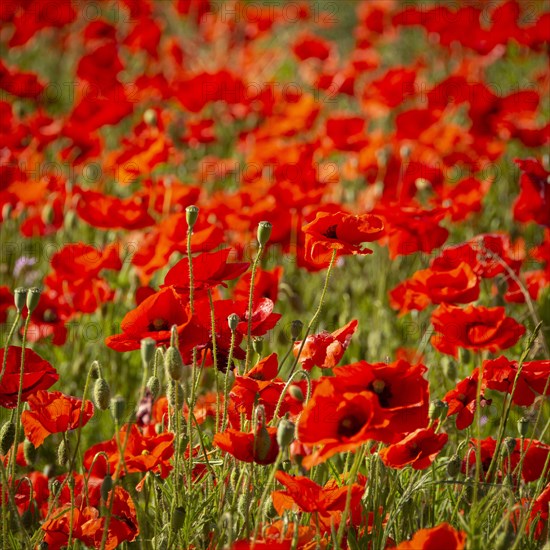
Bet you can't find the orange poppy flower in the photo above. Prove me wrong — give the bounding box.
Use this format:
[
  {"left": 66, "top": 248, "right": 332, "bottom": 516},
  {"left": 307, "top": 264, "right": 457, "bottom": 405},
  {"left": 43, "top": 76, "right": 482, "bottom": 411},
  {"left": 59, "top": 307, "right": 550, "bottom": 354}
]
[
  {"left": 302, "top": 210, "right": 384, "bottom": 265},
  {"left": 379, "top": 428, "right": 448, "bottom": 470},
  {"left": 21, "top": 390, "right": 94, "bottom": 447},
  {"left": 396, "top": 523, "right": 466, "bottom": 549},
  {"left": 213, "top": 427, "right": 279, "bottom": 465}
]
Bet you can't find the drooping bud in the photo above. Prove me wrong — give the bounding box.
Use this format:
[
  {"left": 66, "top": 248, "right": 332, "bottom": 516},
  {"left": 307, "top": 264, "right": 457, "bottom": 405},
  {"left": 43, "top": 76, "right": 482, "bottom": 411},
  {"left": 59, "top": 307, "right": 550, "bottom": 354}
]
[
  {"left": 110, "top": 395, "right": 126, "bottom": 424},
  {"left": 23, "top": 439, "right": 37, "bottom": 465},
  {"left": 517, "top": 417, "right": 529, "bottom": 438},
  {"left": 171, "top": 506, "right": 186, "bottom": 532},
  {"left": 446, "top": 454, "right": 461, "bottom": 478},
  {"left": 93, "top": 378, "right": 111, "bottom": 411},
  {"left": 290, "top": 320, "right": 303, "bottom": 341},
  {"left": 57, "top": 439, "right": 69, "bottom": 467},
  {"left": 277, "top": 415, "right": 295, "bottom": 450},
  {"left": 101, "top": 474, "right": 113, "bottom": 502},
  {"left": 253, "top": 337, "right": 264, "bottom": 355},
  {"left": 288, "top": 384, "right": 304, "bottom": 403},
  {"left": 147, "top": 375, "right": 161, "bottom": 400},
  {"left": 26, "top": 287, "right": 41, "bottom": 313},
  {"left": 186, "top": 205, "right": 199, "bottom": 230},
  {"left": 429, "top": 400, "right": 448, "bottom": 421},
  {"left": 14, "top": 287, "right": 28, "bottom": 313},
  {"left": 257, "top": 221, "right": 272, "bottom": 247},
  {"left": 228, "top": 313, "right": 239, "bottom": 333},
  {"left": 141, "top": 337, "right": 156, "bottom": 366},
  {"left": 0, "top": 421, "right": 15, "bottom": 455},
  {"left": 165, "top": 346, "right": 184, "bottom": 381}
]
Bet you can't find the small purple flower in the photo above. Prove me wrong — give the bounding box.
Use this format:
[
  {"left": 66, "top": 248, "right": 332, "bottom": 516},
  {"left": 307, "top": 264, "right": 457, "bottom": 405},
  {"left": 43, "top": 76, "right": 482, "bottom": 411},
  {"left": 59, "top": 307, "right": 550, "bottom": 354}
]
[{"left": 14, "top": 256, "right": 39, "bottom": 285}]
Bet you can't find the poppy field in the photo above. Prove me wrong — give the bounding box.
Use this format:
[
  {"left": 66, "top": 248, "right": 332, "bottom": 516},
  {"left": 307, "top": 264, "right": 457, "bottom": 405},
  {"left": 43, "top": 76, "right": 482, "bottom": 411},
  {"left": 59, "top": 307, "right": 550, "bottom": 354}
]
[{"left": 1, "top": 0, "right": 550, "bottom": 548}]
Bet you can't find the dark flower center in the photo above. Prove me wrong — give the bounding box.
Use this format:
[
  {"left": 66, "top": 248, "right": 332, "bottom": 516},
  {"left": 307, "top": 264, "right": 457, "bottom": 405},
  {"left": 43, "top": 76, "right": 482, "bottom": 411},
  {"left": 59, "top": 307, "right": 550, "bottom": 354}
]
[
  {"left": 338, "top": 414, "right": 365, "bottom": 438},
  {"left": 323, "top": 224, "right": 338, "bottom": 239},
  {"left": 43, "top": 309, "right": 58, "bottom": 323},
  {"left": 149, "top": 318, "right": 170, "bottom": 332},
  {"left": 370, "top": 379, "right": 393, "bottom": 408}
]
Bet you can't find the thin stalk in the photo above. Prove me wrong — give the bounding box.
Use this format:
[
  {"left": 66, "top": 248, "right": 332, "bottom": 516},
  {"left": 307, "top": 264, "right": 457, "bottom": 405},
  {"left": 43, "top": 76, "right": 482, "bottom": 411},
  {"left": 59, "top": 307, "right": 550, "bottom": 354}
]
[{"left": 244, "top": 245, "right": 264, "bottom": 373}]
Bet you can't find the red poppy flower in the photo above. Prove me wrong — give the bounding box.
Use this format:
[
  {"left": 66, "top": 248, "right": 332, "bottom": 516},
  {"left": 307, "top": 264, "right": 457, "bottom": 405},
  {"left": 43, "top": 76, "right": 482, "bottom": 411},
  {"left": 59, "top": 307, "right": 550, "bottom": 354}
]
[
  {"left": 0, "top": 286, "right": 13, "bottom": 324},
  {"left": 213, "top": 427, "right": 279, "bottom": 465},
  {"left": 482, "top": 356, "right": 550, "bottom": 406},
  {"left": 431, "top": 304, "right": 526, "bottom": 357},
  {"left": 293, "top": 33, "right": 332, "bottom": 61},
  {"left": 333, "top": 359, "right": 430, "bottom": 436},
  {"left": 379, "top": 427, "right": 448, "bottom": 470},
  {"left": 293, "top": 320, "right": 358, "bottom": 371},
  {"left": 443, "top": 369, "right": 490, "bottom": 431},
  {"left": 297, "top": 378, "right": 390, "bottom": 468},
  {"left": 390, "top": 262, "right": 480, "bottom": 315},
  {"left": 236, "top": 298, "right": 282, "bottom": 337},
  {"left": 233, "top": 267, "right": 283, "bottom": 304},
  {"left": 105, "top": 286, "right": 199, "bottom": 353},
  {"left": 0, "top": 347, "right": 58, "bottom": 408},
  {"left": 24, "top": 291, "right": 72, "bottom": 346},
  {"left": 302, "top": 210, "right": 384, "bottom": 265},
  {"left": 396, "top": 523, "right": 466, "bottom": 550},
  {"left": 513, "top": 158, "right": 550, "bottom": 227},
  {"left": 530, "top": 482, "right": 550, "bottom": 540},
  {"left": 84, "top": 424, "right": 174, "bottom": 479},
  {"left": 21, "top": 391, "right": 94, "bottom": 447}
]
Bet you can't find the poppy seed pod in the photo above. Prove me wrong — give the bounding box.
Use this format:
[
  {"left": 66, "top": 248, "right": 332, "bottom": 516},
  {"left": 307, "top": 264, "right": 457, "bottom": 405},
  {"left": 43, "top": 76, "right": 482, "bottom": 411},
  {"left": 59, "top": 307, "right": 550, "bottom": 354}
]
[
  {"left": 227, "top": 313, "right": 239, "bottom": 332},
  {"left": 110, "top": 395, "right": 126, "bottom": 424},
  {"left": 277, "top": 416, "right": 295, "bottom": 449},
  {"left": 93, "top": 378, "right": 111, "bottom": 411},
  {"left": 101, "top": 474, "right": 113, "bottom": 502},
  {"left": 186, "top": 205, "right": 199, "bottom": 229},
  {"left": 26, "top": 287, "right": 42, "bottom": 313},
  {"left": 165, "top": 346, "right": 184, "bottom": 381},
  {"left": 141, "top": 337, "right": 156, "bottom": 366},
  {"left": 257, "top": 221, "right": 272, "bottom": 247},
  {"left": 147, "top": 375, "right": 161, "bottom": 400},
  {"left": 253, "top": 337, "right": 264, "bottom": 355},
  {"left": 23, "top": 439, "right": 37, "bottom": 465},
  {"left": 0, "top": 421, "right": 15, "bottom": 455},
  {"left": 14, "top": 287, "right": 28, "bottom": 313},
  {"left": 171, "top": 506, "right": 186, "bottom": 532},
  {"left": 429, "top": 400, "right": 448, "bottom": 421},
  {"left": 517, "top": 417, "right": 529, "bottom": 438}
]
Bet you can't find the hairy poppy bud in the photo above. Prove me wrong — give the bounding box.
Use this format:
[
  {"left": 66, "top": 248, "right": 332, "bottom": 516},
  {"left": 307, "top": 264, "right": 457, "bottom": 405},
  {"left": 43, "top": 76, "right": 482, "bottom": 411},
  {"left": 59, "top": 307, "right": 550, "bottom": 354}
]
[
  {"left": 290, "top": 320, "right": 303, "bottom": 341},
  {"left": 171, "top": 506, "right": 186, "bottom": 532},
  {"left": 277, "top": 416, "right": 295, "bottom": 450},
  {"left": 253, "top": 337, "right": 264, "bottom": 355},
  {"left": 429, "top": 400, "right": 448, "bottom": 421},
  {"left": 186, "top": 205, "right": 199, "bottom": 229},
  {"left": 14, "top": 287, "right": 28, "bottom": 313},
  {"left": 165, "top": 346, "right": 184, "bottom": 381},
  {"left": 0, "top": 421, "right": 15, "bottom": 455},
  {"left": 254, "top": 426, "right": 272, "bottom": 462},
  {"left": 57, "top": 439, "right": 69, "bottom": 467},
  {"left": 227, "top": 313, "right": 239, "bottom": 332},
  {"left": 26, "top": 287, "right": 41, "bottom": 313},
  {"left": 110, "top": 395, "right": 126, "bottom": 424},
  {"left": 167, "top": 380, "right": 184, "bottom": 409},
  {"left": 288, "top": 384, "right": 304, "bottom": 403},
  {"left": 517, "top": 417, "right": 529, "bottom": 438},
  {"left": 257, "top": 221, "right": 272, "bottom": 247},
  {"left": 147, "top": 375, "right": 161, "bottom": 400},
  {"left": 141, "top": 337, "right": 156, "bottom": 366},
  {"left": 23, "top": 439, "right": 37, "bottom": 465},
  {"left": 93, "top": 378, "right": 111, "bottom": 411},
  {"left": 446, "top": 455, "right": 461, "bottom": 478},
  {"left": 101, "top": 474, "right": 113, "bottom": 502}
]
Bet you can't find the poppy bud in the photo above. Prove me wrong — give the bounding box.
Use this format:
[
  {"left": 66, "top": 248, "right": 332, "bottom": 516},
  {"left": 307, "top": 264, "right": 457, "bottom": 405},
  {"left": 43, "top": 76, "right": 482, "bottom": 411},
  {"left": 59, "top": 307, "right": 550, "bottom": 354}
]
[
  {"left": 147, "top": 375, "right": 161, "bottom": 400},
  {"left": 288, "top": 384, "right": 304, "bottom": 403},
  {"left": 110, "top": 395, "right": 126, "bottom": 424},
  {"left": 143, "top": 108, "right": 157, "bottom": 126},
  {"left": 165, "top": 346, "right": 184, "bottom": 381},
  {"left": 257, "top": 221, "right": 272, "bottom": 247},
  {"left": 14, "top": 287, "right": 28, "bottom": 313},
  {"left": 228, "top": 313, "right": 239, "bottom": 332},
  {"left": 429, "top": 400, "right": 448, "bottom": 421},
  {"left": 41, "top": 203, "right": 54, "bottom": 225},
  {"left": 0, "top": 421, "right": 15, "bottom": 455},
  {"left": 167, "top": 380, "right": 184, "bottom": 409},
  {"left": 171, "top": 506, "right": 186, "bottom": 532},
  {"left": 446, "top": 454, "right": 461, "bottom": 478},
  {"left": 26, "top": 287, "right": 41, "bottom": 313},
  {"left": 23, "top": 439, "right": 37, "bottom": 465},
  {"left": 39, "top": 541, "right": 49, "bottom": 549},
  {"left": 254, "top": 426, "right": 272, "bottom": 462},
  {"left": 49, "top": 479, "right": 61, "bottom": 496},
  {"left": 277, "top": 416, "right": 295, "bottom": 450},
  {"left": 237, "top": 492, "right": 251, "bottom": 518},
  {"left": 290, "top": 320, "right": 303, "bottom": 341},
  {"left": 517, "top": 417, "right": 529, "bottom": 438},
  {"left": 442, "top": 358, "right": 457, "bottom": 381},
  {"left": 22, "top": 505, "right": 36, "bottom": 529},
  {"left": 101, "top": 474, "right": 113, "bottom": 502},
  {"left": 186, "top": 205, "right": 199, "bottom": 229},
  {"left": 253, "top": 337, "right": 264, "bottom": 355},
  {"left": 57, "top": 439, "right": 69, "bottom": 467},
  {"left": 2, "top": 203, "right": 12, "bottom": 221},
  {"left": 64, "top": 210, "right": 77, "bottom": 231},
  {"left": 93, "top": 378, "right": 111, "bottom": 411},
  {"left": 155, "top": 423, "right": 164, "bottom": 434},
  {"left": 44, "top": 464, "right": 56, "bottom": 479},
  {"left": 141, "top": 337, "right": 156, "bottom": 366},
  {"left": 502, "top": 437, "right": 517, "bottom": 456}
]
